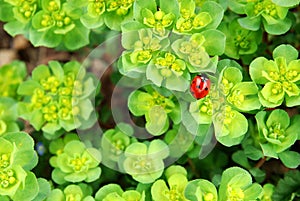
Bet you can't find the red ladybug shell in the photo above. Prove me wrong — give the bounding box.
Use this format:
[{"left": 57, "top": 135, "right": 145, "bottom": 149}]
[{"left": 190, "top": 75, "right": 211, "bottom": 99}]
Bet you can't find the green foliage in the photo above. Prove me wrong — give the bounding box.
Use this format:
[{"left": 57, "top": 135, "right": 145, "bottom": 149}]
[
  {"left": 128, "top": 86, "right": 180, "bottom": 136},
  {"left": 255, "top": 109, "right": 299, "bottom": 167},
  {"left": 0, "top": 132, "right": 40, "bottom": 201},
  {"left": 218, "top": 18, "right": 262, "bottom": 59},
  {"left": 0, "top": 97, "right": 19, "bottom": 135},
  {"left": 151, "top": 165, "right": 189, "bottom": 201},
  {"left": 49, "top": 134, "right": 102, "bottom": 184},
  {"left": 218, "top": 167, "right": 263, "bottom": 201},
  {"left": 46, "top": 183, "right": 94, "bottom": 201},
  {"left": 214, "top": 65, "right": 261, "bottom": 146},
  {"left": 272, "top": 170, "right": 300, "bottom": 201},
  {"left": 228, "top": 0, "right": 295, "bottom": 35},
  {"left": 122, "top": 140, "right": 169, "bottom": 183},
  {"left": 0, "top": 61, "right": 27, "bottom": 99},
  {"left": 101, "top": 123, "right": 137, "bottom": 167},
  {"left": 17, "top": 60, "right": 98, "bottom": 139},
  {"left": 95, "top": 183, "right": 145, "bottom": 201},
  {"left": 250, "top": 44, "right": 300, "bottom": 107}
]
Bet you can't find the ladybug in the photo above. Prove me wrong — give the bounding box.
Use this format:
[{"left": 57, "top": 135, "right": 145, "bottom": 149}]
[{"left": 190, "top": 74, "right": 211, "bottom": 99}]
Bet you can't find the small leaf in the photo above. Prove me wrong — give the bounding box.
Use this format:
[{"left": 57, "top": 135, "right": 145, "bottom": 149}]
[
  {"left": 278, "top": 151, "right": 300, "bottom": 168},
  {"left": 202, "top": 29, "right": 226, "bottom": 56},
  {"left": 273, "top": 44, "right": 299, "bottom": 63},
  {"left": 272, "top": 0, "right": 300, "bottom": 7},
  {"left": 145, "top": 106, "right": 169, "bottom": 136},
  {"left": 263, "top": 17, "right": 292, "bottom": 35},
  {"left": 238, "top": 16, "right": 261, "bottom": 31},
  {"left": 63, "top": 21, "right": 90, "bottom": 50}
]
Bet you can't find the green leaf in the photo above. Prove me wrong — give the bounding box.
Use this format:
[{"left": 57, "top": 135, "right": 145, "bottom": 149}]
[
  {"left": 272, "top": 0, "right": 300, "bottom": 7},
  {"left": 80, "top": 14, "right": 104, "bottom": 29},
  {"left": 49, "top": 61, "right": 64, "bottom": 82},
  {"left": 238, "top": 16, "right": 261, "bottom": 31},
  {"left": 202, "top": 29, "right": 226, "bottom": 56},
  {"left": 146, "top": 64, "right": 164, "bottom": 87},
  {"left": 160, "top": 0, "right": 179, "bottom": 15},
  {"left": 30, "top": 110, "right": 45, "bottom": 130},
  {"left": 63, "top": 21, "right": 90, "bottom": 50},
  {"left": 185, "top": 179, "right": 218, "bottom": 201},
  {"left": 249, "top": 168, "right": 266, "bottom": 183},
  {"left": 200, "top": 1, "right": 224, "bottom": 30},
  {"left": 266, "top": 109, "right": 290, "bottom": 129},
  {"left": 272, "top": 170, "right": 300, "bottom": 201},
  {"left": 243, "top": 183, "right": 263, "bottom": 200},
  {"left": 32, "top": 64, "right": 51, "bottom": 82},
  {"left": 13, "top": 172, "right": 39, "bottom": 201},
  {"left": 232, "top": 151, "right": 251, "bottom": 169},
  {"left": 133, "top": 0, "right": 157, "bottom": 22},
  {"left": 128, "top": 90, "right": 153, "bottom": 116},
  {"left": 249, "top": 57, "right": 278, "bottom": 84},
  {"left": 148, "top": 139, "right": 169, "bottom": 159},
  {"left": 263, "top": 17, "right": 292, "bottom": 35},
  {"left": 32, "top": 178, "right": 51, "bottom": 201},
  {"left": 0, "top": 3, "right": 14, "bottom": 22},
  {"left": 278, "top": 151, "right": 300, "bottom": 168},
  {"left": 165, "top": 73, "right": 190, "bottom": 92},
  {"left": 273, "top": 44, "right": 299, "bottom": 63},
  {"left": 260, "top": 82, "right": 285, "bottom": 105},
  {"left": 95, "top": 184, "right": 124, "bottom": 200},
  {"left": 4, "top": 20, "right": 28, "bottom": 36},
  {"left": 145, "top": 106, "right": 169, "bottom": 136},
  {"left": 228, "top": 82, "right": 261, "bottom": 112},
  {"left": 29, "top": 28, "right": 62, "bottom": 48},
  {"left": 260, "top": 143, "right": 278, "bottom": 158}
]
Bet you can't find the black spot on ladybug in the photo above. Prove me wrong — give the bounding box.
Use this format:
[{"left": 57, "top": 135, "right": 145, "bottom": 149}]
[
  {"left": 205, "top": 87, "right": 208, "bottom": 91},
  {"left": 196, "top": 85, "right": 200, "bottom": 88}
]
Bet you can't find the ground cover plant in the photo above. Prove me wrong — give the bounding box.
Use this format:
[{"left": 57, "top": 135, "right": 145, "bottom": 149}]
[{"left": 0, "top": 0, "right": 299, "bottom": 200}]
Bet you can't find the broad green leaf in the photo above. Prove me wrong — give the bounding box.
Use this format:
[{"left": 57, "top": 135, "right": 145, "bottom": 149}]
[
  {"left": 273, "top": 44, "right": 299, "bottom": 63},
  {"left": 263, "top": 17, "right": 292, "bottom": 35},
  {"left": 0, "top": 3, "right": 13, "bottom": 22},
  {"left": 63, "top": 21, "right": 90, "bottom": 50},
  {"left": 243, "top": 183, "right": 263, "bottom": 200},
  {"left": 4, "top": 20, "right": 28, "bottom": 36},
  {"left": 128, "top": 90, "right": 153, "bottom": 116},
  {"left": 165, "top": 73, "right": 189, "bottom": 92},
  {"left": 146, "top": 64, "right": 164, "bottom": 87},
  {"left": 260, "top": 143, "right": 278, "bottom": 158},
  {"left": 278, "top": 151, "right": 300, "bottom": 168},
  {"left": 80, "top": 14, "right": 104, "bottom": 29},
  {"left": 29, "top": 28, "right": 62, "bottom": 48},
  {"left": 133, "top": 0, "right": 157, "bottom": 22},
  {"left": 12, "top": 172, "right": 39, "bottom": 201},
  {"left": 32, "top": 178, "right": 51, "bottom": 201},
  {"left": 85, "top": 167, "right": 101, "bottom": 182},
  {"left": 260, "top": 82, "right": 285, "bottom": 105},
  {"left": 95, "top": 184, "right": 123, "bottom": 201},
  {"left": 238, "top": 16, "right": 261, "bottom": 31},
  {"left": 266, "top": 109, "right": 290, "bottom": 129},
  {"left": 148, "top": 139, "right": 169, "bottom": 159},
  {"left": 145, "top": 106, "right": 169, "bottom": 136},
  {"left": 249, "top": 168, "right": 266, "bottom": 183},
  {"left": 228, "top": 82, "right": 261, "bottom": 112},
  {"left": 272, "top": 0, "right": 300, "bottom": 7},
  {"left": 151, "top": 180, "right": 170, "bottom": 201},
  {"left": 125, "top": 142, "right": 148, "bottom": 156},
  {"left": 159, "top": 0, "right": 180, "bottom": 18},
  {"left": 200, "top": 1, "right": 224, "bottom": 30},
  {"left": 202, "top": 29, "right": 226, "bottom": 56},
  {"left": 232, "top": 151, "right": 251, "bottom": 169}
]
